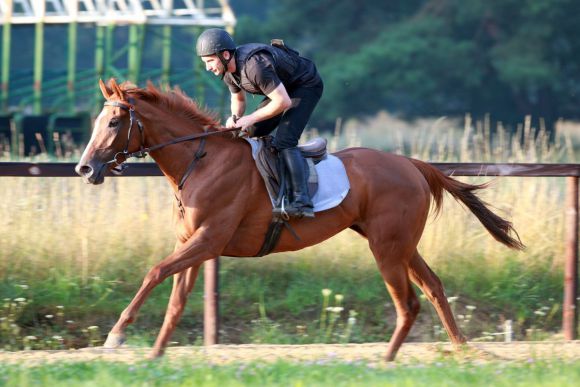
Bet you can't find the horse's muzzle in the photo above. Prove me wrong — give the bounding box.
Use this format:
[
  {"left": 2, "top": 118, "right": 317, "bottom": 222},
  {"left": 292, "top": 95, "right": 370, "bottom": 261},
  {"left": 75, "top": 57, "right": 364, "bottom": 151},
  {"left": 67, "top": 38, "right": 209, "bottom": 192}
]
[{"left": 75, "top": 162, "right": 105, "bottom": 185}]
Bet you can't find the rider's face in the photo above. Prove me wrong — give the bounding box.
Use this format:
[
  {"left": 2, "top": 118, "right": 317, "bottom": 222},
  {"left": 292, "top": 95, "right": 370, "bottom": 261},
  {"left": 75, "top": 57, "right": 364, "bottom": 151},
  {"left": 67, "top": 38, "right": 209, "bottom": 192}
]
[
  {"left": 201, "top": 55, "right": 223, "bottom": 76},
  {"left": 201, "top": 53, "right": 230, "bottom": 77}
]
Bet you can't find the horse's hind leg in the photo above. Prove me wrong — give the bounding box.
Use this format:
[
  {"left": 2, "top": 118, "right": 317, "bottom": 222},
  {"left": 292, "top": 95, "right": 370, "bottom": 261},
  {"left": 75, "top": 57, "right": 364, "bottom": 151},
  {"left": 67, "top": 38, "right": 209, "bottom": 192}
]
[
  {"left": 372, "top": 247, "right": 421, "bottom": 361},
  {"left": 408, "top": 251, "right": 467, "bottom": 346}
]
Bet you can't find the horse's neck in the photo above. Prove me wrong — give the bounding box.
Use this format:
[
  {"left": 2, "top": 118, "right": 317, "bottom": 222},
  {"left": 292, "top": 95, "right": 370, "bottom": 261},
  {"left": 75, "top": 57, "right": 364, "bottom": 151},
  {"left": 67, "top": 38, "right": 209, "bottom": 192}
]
[
  {"left": 141, "top": 111, "right": 246, "bottom": 191},
  {"left": 139, "top": 109, "right": 207, "bottom": 189}
]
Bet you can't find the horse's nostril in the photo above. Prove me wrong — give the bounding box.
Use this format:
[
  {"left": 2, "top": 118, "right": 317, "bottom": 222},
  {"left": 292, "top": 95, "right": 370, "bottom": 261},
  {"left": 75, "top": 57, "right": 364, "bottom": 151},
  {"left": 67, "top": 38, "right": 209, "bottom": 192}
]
[{"left": 78, "top": 165, "right": 93, "bottom": 177}]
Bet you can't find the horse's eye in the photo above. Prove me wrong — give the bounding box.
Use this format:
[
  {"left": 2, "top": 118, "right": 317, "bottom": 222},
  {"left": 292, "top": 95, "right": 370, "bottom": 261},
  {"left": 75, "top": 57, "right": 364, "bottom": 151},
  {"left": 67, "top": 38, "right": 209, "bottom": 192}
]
[{"left": 108, "top": 118, "right": 120, "bottom": 128}]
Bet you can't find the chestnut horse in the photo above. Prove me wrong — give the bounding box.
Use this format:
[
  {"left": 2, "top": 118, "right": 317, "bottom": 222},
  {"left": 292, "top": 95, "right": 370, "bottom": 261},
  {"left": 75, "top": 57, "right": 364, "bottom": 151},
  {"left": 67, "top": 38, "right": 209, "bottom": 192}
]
[{"left": 76, "top": 79, "right": 524, "bottom": 361}]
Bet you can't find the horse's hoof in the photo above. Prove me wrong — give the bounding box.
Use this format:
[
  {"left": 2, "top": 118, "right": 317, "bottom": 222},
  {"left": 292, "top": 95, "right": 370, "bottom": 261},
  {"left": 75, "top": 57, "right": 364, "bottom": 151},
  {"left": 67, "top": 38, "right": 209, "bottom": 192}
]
[
  {"left": 147, "top": 350, "right": 164, "bottom": 360},
  {"left": 103, "top": 333, "right": 126, "bottom": 348}
]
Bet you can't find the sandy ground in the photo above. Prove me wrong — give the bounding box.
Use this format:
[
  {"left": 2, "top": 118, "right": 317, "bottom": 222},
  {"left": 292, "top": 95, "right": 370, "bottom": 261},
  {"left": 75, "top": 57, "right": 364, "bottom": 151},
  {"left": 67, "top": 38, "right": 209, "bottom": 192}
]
[{"left": 0, "top": 341, "right": 579, "bottom": 366}]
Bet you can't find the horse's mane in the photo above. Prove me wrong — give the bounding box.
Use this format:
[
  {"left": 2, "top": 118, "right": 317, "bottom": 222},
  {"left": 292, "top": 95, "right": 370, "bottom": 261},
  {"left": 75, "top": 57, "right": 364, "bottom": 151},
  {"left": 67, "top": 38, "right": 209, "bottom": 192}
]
[{"left": 105, "top": 78, "right": 219, "bottom": 128}]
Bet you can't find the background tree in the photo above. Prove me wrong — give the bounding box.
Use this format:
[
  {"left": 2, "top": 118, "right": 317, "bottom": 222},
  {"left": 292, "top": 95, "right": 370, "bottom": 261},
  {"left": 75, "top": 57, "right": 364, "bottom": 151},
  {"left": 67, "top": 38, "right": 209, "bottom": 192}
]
[{"left": 231, "top": 0, "right": 580, "bottom": 130}]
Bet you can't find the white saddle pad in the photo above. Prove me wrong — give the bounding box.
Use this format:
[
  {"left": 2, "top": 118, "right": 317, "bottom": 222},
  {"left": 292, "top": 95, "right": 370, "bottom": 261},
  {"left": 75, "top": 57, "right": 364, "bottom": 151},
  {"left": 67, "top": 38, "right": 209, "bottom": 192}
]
[{"left": 245, "top": 138, "right": 350, "bottom": 213}]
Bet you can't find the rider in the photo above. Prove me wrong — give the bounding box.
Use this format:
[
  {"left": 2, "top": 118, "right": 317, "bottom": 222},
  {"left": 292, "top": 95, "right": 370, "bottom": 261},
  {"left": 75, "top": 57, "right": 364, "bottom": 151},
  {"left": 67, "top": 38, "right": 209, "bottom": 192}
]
[{"left": 196, "top": 28, "right": 324, "bottom": 219}]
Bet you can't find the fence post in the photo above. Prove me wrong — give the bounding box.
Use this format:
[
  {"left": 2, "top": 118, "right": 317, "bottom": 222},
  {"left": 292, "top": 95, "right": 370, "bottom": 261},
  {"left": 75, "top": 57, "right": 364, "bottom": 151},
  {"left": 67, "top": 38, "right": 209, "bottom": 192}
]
[
  {"left": 564, "top": 176, "right": 579, "bottom": 340},
  {"left": 204, "top": 257, "right": 219, "bottom": 345}
]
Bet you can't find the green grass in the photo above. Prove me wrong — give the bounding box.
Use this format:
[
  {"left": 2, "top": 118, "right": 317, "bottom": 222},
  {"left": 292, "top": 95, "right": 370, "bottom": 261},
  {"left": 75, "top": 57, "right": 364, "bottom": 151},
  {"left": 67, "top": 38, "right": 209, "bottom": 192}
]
[
  {"left": 0, "top": 252, "right": 565, "bottom": 349},
  {"left": 1, "top": 359, "right": 579, "bottom": 386}
]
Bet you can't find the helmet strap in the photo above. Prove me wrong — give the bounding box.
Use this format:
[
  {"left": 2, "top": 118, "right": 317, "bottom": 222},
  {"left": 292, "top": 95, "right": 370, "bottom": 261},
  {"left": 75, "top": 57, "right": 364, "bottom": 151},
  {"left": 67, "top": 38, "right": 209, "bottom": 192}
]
[{"left": 217, "top": 51, "right": 233, "bottom": 80}]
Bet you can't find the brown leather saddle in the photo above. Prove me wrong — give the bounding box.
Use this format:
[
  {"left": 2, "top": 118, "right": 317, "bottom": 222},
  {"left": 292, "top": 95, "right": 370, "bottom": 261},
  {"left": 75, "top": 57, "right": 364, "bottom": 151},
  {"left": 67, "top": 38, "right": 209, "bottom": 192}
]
[{"left": 253, "top": 136, "right": 328, "bottom": 256}]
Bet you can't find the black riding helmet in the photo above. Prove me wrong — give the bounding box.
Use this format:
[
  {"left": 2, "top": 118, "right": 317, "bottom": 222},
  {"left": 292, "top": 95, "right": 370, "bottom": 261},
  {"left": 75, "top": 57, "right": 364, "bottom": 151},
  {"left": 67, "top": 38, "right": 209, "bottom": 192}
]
[
  {"left": 196, "top": 28, "right": 236, "bottom": 57},
  {"left": 196, "top": 29, "right": 236, "bottom": 79}
]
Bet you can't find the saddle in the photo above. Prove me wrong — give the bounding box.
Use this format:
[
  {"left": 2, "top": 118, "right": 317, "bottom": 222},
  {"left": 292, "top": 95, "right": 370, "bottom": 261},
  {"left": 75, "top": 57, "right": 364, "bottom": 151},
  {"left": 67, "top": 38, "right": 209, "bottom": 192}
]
[
  {"left": 255, "top": 136, "right": 327, "bottom": 204},
  {"left": 253, "top": 136, "right": 328, "bottom": 256}
]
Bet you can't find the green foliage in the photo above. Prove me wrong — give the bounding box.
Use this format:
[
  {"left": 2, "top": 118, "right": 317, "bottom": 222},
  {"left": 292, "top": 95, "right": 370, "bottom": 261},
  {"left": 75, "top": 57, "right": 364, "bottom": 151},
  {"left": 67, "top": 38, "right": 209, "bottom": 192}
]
[
  {"left": 231, "top": 0, "right": 580, "bottom": 128},
  {"left": 0, "top": 275, "right": 180, "bottom": 350},
  {"left": 319, "top": 17, "right": 482, "bottom": 119},
  {"left": 0, "top": 251, "right": 565, "bottom": 349}
]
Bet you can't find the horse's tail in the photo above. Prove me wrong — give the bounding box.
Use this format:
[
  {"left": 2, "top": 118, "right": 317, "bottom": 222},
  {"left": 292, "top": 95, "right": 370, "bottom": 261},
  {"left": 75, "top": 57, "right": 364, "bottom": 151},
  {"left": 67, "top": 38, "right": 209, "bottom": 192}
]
[{"left": 409, "top": 158, "right": 525, "bottom": 250}]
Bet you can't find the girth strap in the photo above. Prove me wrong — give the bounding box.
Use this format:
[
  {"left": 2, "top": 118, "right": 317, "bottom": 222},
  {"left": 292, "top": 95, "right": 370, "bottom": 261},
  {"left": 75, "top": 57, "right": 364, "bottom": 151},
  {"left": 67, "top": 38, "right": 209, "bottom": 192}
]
[{"left": 256, "top": 217, "right": 285, "bottom": 257}]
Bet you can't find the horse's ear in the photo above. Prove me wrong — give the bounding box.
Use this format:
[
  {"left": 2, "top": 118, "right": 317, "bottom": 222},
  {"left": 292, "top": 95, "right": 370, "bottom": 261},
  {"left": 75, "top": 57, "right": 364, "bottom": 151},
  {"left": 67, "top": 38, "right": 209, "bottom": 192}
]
[
  {"left": 99, "top": 79, "right": 111, "bottom": 100},
  {"left": 146, "top": 80, "right": 156, "bottom": 91},
  {"left": 109, "top": 78, "right": 125, "bottom": 101}
]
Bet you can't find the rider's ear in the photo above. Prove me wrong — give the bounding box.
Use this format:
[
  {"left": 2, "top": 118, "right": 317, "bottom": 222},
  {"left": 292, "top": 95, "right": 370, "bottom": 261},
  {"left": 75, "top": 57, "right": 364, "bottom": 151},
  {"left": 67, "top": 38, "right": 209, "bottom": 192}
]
[{"left": 99, "top": 79, "right": 111, "bottom": 100}]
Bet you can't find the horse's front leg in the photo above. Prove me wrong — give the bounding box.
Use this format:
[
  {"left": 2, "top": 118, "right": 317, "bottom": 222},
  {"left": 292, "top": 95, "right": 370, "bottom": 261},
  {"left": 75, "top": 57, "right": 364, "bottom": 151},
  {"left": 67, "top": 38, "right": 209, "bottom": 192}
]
[
  {"left": 150, "top": 263, "right": 202, "bottom": 357},
  {"left": 103, "top": 233, "right": 218, "bottom": 349}
]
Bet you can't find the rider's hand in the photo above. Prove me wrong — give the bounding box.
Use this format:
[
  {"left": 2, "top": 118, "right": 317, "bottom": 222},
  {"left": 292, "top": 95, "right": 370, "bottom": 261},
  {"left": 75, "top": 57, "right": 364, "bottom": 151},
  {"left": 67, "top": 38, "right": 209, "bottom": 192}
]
[
  {"left": 229, "top": 115, "right": 257, "bottom": 137},
  {"left": 238, "top": 126, "right": 256, "bottom": 138},
  {"left": 225, "top": 115, "right": 238, "bottom": 128},
  {"left": 233, "top": 115, "right": 255, "bottom": 129}
]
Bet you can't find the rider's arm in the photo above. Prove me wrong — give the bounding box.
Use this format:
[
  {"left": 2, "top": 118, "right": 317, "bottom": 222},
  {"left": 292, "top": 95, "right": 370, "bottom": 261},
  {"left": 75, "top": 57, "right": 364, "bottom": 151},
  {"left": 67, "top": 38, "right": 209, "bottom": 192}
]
[
  {"left": 234, "top": 83, "right": 291, "bottom": 130},
  {"left": 250, "top": 83, "right": 291, "bottom": 121},
  {"left": 225, "top": 91, "right": 246, "bottom": 127},
  {"left": 231, "top": 91, "right": 246, "bottom": 118}
]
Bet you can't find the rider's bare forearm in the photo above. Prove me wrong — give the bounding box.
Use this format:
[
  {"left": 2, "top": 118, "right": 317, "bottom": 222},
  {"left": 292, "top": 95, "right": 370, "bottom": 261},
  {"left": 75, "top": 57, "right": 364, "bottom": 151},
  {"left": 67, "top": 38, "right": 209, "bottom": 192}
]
[{"left": 230, "top": 92, "right": 246, "bottom": 118}]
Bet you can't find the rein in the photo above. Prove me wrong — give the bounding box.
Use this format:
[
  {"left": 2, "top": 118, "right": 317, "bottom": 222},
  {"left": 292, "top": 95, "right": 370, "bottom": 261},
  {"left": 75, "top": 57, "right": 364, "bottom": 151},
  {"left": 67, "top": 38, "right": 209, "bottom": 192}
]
[{"left": 103, "top": 99, "right": 239, "bottom": 164}]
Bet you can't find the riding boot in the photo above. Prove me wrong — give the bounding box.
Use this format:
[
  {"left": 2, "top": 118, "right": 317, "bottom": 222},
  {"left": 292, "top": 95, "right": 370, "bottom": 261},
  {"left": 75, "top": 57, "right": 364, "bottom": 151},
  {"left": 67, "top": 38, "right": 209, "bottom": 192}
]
[{"left": 280, "top": 147, "right": 315, "bottom": 218}]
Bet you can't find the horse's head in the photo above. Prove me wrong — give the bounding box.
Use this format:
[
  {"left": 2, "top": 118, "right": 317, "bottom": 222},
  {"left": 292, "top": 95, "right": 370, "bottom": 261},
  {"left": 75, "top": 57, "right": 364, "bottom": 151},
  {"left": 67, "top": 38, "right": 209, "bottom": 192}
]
[{"left": 76, "top": 79, "right": 142, "bottom": 184}]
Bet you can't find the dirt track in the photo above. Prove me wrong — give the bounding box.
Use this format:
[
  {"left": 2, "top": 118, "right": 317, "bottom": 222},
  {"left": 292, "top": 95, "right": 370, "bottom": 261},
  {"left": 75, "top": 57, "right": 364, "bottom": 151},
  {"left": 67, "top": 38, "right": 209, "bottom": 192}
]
[{"left": 1, "top": 341, "right": 579, "bottom": 366}]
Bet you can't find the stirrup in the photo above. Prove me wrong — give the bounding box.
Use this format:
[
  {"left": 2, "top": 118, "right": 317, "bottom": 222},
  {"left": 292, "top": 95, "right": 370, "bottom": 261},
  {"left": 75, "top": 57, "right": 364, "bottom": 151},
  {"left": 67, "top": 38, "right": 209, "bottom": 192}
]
[
  {"left": 298, "top": 206, "right": 315, "bottom": 218},
  {"left": 279, "top": 203, "right": 314, "bottom": 219}
]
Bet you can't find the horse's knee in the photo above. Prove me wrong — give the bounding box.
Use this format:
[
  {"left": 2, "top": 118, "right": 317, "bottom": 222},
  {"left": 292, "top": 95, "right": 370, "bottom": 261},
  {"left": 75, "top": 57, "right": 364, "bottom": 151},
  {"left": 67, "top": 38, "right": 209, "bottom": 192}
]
[
  {"left": 145, "top": 266, "right": 166, "bottom": 285},
  {"left": 398, "top": 296, "right": 420, "bottom": 328},
  {"left": 397, "top": 304, "right": 420, "bottom": 329}
]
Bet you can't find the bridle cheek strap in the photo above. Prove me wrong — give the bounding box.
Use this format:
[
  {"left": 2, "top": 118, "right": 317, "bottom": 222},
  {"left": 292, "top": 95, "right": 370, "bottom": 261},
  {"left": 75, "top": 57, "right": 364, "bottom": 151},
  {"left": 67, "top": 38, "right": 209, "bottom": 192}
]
[{"left": 104, "top": 99, "right": 146, "bottom": 165}]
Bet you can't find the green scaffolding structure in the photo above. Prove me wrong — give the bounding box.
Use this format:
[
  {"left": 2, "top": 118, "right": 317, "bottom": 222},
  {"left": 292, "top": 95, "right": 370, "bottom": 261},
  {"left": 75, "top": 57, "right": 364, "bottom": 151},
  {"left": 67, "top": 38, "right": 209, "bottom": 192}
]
[{"left": 0, "top": 0, "right": 236, "bottom": 156}]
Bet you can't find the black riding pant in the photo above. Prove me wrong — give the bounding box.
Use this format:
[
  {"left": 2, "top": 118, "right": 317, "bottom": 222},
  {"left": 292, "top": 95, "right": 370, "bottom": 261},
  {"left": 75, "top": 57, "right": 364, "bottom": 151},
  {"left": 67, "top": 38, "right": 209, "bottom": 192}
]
[{"left": 252, "top": 82, "right": 323, "bottom": 150}]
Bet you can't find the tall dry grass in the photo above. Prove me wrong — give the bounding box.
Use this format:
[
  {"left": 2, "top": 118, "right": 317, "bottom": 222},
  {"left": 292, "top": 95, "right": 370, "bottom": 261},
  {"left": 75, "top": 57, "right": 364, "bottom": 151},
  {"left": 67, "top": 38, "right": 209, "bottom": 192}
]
[
  {"left": 0, "top": 114, "right": 575, "bottom": 281},
  {"left": 295, "top": 114, "right": 573, "bottom": 273},
  {"left": 0, "top": 176, "right": 175, "bottom": 281},
  {"left": 0, "top": 113, "right": 577, "bottom": 345}
]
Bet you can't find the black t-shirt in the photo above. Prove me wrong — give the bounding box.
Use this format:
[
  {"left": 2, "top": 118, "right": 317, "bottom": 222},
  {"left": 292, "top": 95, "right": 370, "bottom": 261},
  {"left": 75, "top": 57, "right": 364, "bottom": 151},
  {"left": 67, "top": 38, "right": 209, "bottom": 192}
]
[
  {"left": 233, "top": 53, "right": 280, "bottom": 95},
  {"left": 224, "top": 44, "right": 321, "bottom": 96}
]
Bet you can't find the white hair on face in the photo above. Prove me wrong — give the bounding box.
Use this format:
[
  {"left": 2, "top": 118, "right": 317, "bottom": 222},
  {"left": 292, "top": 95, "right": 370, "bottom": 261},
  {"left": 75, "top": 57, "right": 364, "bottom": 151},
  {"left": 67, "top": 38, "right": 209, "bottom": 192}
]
[{"left": 79, "top": 109, "right": 107, "bottom": 162}]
